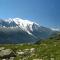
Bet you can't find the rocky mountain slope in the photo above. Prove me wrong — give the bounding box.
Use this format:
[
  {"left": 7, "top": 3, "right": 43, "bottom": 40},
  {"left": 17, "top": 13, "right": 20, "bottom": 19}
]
[{"left": 0, "top": 18, "right": 56, "bottom": 43}]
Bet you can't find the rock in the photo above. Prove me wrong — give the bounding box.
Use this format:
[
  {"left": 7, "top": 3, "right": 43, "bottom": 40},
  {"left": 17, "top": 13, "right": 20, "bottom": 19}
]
[
  {"left": 9, "top": 57, "right": 14, "bottom": 60},
  {"left": 17, "top": 51, "right": 24, "bottom": 55},
  {"left": 0, "top": 47, "right": 5, "bottom": 51},
  {"left": 30, "top": 48, "right": 35, "bottom": 53},
  {"left": 0, "top": 49, "right": 12, "bottom": 57},
  {"left": 0, "top": 49, "right": 16, "bottom": 59},
  {"left": 33, "top": 59, "right": 43, "bottom": 60}
]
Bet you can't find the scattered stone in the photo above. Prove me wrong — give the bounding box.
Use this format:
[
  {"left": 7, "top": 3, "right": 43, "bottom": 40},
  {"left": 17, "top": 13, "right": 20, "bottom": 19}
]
[
  {"left": 30, "top": 48, "right": 35, "bottom": 52},
  {"left": 33, "top": 59, "right": 43, "bottom": 60},
  {"left": 0, "top": 49, "right": 12, "bottom": 56},
  {"left": 17, "top": 51, "right": 24, "bottom": 55},
  {"left": 0, "top": 47, "right": 5, "bottom": 51},
  {"left": 2, "top": 59, "right": 6, "bottom": 60},
  {"left": 9, "top": 57, "right": 14, "bottom": 60},
  {"left": 51, "top": 58, "right": 54, "bottom": 60},
  {"left": 0, "top": 49, "right": 16, "bottom": 59},
  {"left": 24, "top": 49, "right": 30, "bottom": 51}
]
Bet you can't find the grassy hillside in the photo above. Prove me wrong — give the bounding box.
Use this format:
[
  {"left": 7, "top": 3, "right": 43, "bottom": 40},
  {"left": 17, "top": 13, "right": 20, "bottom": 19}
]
[{"left": 0, "top": 33, "right": 60, "bottom": 60}]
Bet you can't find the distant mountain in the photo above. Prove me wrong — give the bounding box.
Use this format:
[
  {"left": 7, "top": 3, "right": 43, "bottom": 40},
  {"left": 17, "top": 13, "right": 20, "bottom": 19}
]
[
  {"left": 0, "top": 18, "right": 57, "bottom": 43},
  {"left": 35, "top": 32, "right": 60, "bottom": 44}
]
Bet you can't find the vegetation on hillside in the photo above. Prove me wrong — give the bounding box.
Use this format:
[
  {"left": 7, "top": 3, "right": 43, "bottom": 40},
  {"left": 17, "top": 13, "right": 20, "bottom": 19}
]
[{"left": 0, "top": 33, "right": 60, "bottom": 60}]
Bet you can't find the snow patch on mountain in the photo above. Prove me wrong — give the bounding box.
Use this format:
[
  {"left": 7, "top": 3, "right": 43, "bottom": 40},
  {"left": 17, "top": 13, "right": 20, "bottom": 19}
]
[
  {"left": 51, "top": 28, "right": 60, "bottom": 31},
  {"left": 0, "top": 18, "right": 40, "bottom": 35}
]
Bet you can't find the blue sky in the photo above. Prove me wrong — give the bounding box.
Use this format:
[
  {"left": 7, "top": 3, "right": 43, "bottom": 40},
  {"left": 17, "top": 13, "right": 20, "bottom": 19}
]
[{"left": 0, "top": 0, "right": 60, "bottom": 28}]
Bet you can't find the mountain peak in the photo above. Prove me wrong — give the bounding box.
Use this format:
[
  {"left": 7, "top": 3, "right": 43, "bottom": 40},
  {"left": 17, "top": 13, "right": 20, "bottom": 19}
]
[
  {"left": 0, "top": 18, "right": 40, "bottom": 35},
  {"left": 0, "top": 18, "right": 55, "bottom": 43}
]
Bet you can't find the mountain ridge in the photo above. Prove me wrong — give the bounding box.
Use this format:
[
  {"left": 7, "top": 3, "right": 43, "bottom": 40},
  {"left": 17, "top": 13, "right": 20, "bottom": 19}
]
[
  {"left": 0, "top": 18, "right": 40, "bottom": 35},
  {"left": 0, "top": 18, "right": 58, "bottom": 44}
]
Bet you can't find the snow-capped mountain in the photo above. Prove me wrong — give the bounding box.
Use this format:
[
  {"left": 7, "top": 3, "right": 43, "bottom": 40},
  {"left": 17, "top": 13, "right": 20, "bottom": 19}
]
[
  {"left": 0, "top": 18, "right": 39, "bottom": 35},
  {"left": 51, "top": 28, "right": 60, "bottom": 31},
  {"left": 0, "top": 18, "right": 54, "bottom": 43}
]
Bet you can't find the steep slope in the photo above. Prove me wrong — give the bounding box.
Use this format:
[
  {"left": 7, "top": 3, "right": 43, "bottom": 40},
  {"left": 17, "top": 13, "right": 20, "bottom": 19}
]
[
  {"left": 0, "top": 18, "right": 39, "bottom": 35},
  {"left": 0, "top": 18, "right": 54, "bottom": 43}
]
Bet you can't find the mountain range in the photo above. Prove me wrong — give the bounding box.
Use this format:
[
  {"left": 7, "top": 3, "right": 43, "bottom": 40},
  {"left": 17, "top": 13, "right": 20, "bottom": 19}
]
[{"left": 0, "top": 18, "right": 59, "bottom": 44}]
